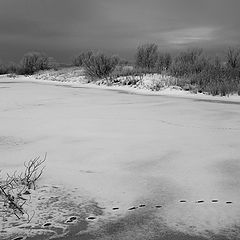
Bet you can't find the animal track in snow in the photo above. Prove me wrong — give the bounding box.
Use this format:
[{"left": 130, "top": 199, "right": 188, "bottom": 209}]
[
  {"left": 43, "top": 222, "right": 52, "bottom": 227},
  {"left": 112, "top": 207, "right": 119, "bottom": 210},
  {"left": 110, "top": 199, "right": 234, "bottom": 213},
  {"left": 66, "top": 216, "right": 77, "bottom": 223},
  {"left": 128, "top": 207, "right": 138, "bottom": 211}
]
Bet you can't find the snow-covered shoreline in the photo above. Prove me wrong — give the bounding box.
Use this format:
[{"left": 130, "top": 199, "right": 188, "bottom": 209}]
[{"left": 1, "top": 74, "right": 240, "bottom": 104}]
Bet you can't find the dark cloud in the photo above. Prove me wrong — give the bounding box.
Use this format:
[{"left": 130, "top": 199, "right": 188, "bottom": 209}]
[{"left": 0, "top": 0, "right": 239, "bottom": 62}]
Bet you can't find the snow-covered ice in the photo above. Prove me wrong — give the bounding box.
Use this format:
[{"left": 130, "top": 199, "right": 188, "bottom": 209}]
[{"left": 1, "top": 76, "right": 240, "bottom": 239}]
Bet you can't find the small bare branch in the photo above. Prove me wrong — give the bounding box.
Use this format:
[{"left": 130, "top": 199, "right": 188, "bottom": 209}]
[{"left": 21, "top": 153, "right": 47, "bottom": 189}]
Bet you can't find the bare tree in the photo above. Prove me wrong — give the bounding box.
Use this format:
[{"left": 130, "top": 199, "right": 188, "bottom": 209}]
[{"left": 135, "top": 43, "right": 158, "bottom": 71}]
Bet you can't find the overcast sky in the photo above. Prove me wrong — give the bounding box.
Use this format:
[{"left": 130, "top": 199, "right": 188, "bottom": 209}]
[{"left": 0, "top": 0, "right": 240, "bottom": 62}]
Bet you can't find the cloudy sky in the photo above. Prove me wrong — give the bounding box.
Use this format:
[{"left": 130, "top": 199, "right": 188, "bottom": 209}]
[{"left": 0, "top": 0, "right": 239, "bottom": 62}]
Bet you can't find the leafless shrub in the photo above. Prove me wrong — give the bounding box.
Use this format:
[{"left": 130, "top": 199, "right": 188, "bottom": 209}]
[
  {"left": 0, "top": 154, "right": 46, "bottom": 220},
  {"left": 83, "top": 52, "right": 119, "bottom": 82},
  {"left": 20, "top": 153, "right": 47, "bottom": 190}
]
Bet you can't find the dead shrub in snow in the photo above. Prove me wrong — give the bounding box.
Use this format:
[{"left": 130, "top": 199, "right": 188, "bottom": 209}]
[
  {"left": 0, "top": 154, "right": 46, "bottom": 220},
  {"left": 0, "top": 171, "right": 26, "bottom": 219},
  {"left": 20, "top": 153, "right": 46, "bottom": 190}
]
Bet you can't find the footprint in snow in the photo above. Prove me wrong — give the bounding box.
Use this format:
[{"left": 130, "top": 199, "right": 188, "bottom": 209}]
[
  {"left": 128, "top": 207, "right": 137, "bottom": 211},
  {"left": 43, "top": 222, "right": 52, "bottom": 227},
  {"left": 66, "top": 216, "right": 77, "bottom": 223}
]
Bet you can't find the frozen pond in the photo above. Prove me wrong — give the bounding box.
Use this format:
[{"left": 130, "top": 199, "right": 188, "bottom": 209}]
[{"left": 1, "top": 79, "right": 240, "bottom": 239}]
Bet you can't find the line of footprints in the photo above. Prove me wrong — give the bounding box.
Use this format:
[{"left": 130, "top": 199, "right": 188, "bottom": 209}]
[
  {"left": 11, "top": 199, "right": 234, "bottom": 240},
  {"left": 43, "top": 199, "right": 234, "bottom": 225},
  {"left": 113, "top": 199, "right": 233, "bottom": 212}
]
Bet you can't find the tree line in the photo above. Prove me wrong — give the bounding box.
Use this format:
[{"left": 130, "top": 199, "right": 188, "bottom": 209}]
[{"left": 0, "top": 44, "right": 240, "bottom": 96}]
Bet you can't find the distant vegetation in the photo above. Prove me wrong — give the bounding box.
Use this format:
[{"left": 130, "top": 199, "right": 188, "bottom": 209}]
[
  {"left": 169, "top": 47, "right": 240, "bottom": 96},
  {"left": 20, "top": 52, "right": 51, "bottom": 75},
  {"left": 1, "top": 45, "right": 240, "bottom": 96},
  {"left": 72, "top": 45, "right": 240, "bottom": 96},
  {"left": 0, "top": 52, "right": 55, "bottom": 75}
]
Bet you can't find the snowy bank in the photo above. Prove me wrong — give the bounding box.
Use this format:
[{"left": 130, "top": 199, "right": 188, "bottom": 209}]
[{"left": 1, "top": 71, "right": 240, "bottom": 103}]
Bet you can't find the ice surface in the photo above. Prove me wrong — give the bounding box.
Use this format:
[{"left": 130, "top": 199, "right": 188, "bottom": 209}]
[{"left": 1, "top": 76, "right": 240, "bottom": 238}]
